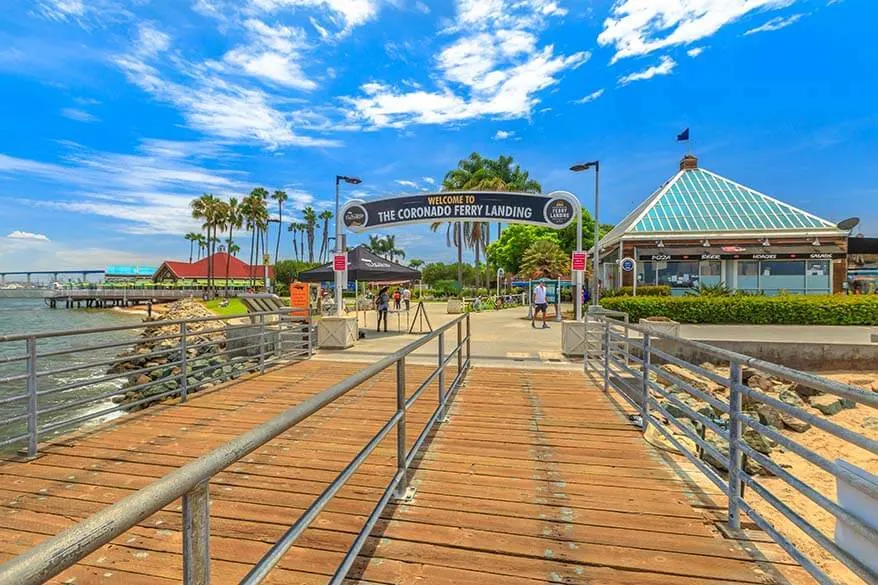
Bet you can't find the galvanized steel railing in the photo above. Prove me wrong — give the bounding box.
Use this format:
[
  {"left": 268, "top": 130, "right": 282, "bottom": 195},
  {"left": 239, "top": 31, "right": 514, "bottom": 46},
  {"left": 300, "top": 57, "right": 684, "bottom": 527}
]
[
  {"left": 585, "top": 313, "right": 877, "bottom": 585},
  {"left": 0, "top": 312, "right": 471, "bottom": 585},
  {"left": 0, "top": 309, "right": 312, "bottom": 457}
]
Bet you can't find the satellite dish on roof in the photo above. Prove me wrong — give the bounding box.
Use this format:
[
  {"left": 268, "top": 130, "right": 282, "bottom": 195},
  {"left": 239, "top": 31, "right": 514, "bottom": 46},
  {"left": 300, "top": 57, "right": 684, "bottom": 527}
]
[{"left": 837, "top": 217, "right": 860, "bottom": 231}]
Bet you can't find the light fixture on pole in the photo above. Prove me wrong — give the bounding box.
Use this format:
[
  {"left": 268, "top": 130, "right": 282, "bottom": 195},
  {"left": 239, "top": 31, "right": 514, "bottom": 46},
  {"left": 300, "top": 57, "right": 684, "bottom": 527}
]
[
  {"left": 334, "top": 175, "right": 362, "bottom": 317},
  {"left": 570, "top": 161, "right": 600, "bottom": 311}
]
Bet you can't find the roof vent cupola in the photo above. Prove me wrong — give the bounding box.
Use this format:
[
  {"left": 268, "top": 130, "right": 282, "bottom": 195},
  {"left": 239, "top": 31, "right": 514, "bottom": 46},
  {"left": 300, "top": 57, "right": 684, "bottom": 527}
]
[{"left": 680, "top": 154, "right": 698, "bottom": 171}]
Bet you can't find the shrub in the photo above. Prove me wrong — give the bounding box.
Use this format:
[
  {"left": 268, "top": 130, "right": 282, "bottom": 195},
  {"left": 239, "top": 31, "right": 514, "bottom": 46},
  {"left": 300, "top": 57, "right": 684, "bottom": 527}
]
[
  {"left": 602, "top": 285, "right": 671, "bottom": 298},
  {"left": 599, "top": 294, "right": 878, "bottom": 325}
]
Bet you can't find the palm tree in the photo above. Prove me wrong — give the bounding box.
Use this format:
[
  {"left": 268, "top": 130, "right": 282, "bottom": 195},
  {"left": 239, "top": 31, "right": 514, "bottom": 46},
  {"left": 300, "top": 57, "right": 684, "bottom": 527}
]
[
  {"left": 185, "top": 232, "right": 199, "bottom": 263},
  {"left": 430, "top": 221, "right": 464, "bottom": 288},
  {"left": 226, "top": 239, "right": 241, "bottom": 257},
  {"left": 408, "top": 259, "right": 425, "bottom": 269},
  {"left": 367, "top": 234, "right": 387, "bottom": 257},
  {"left": 383, "top": 235, "right": 405, "bottom": 262},
  {"left": 302, "top": 207, "right": 317, "bottom": 263},
  {"left": 191, "top": 193, "right": 222, "bottom": 296},
  {"left": 521, "top": 240, "right": 568, "bottom": 279},
  {"left": 317, "top": 210, "right": 333, "bottom": 262},
  {"left": 223, "top": 197, "right": 242, "bottom": 295},
  {"left": 296, "top": 222, "right": 306, "bottom": 263},
  {"left": 195, "top": 234, "right": 207, "bottom": 259},
  {"left": 288, "top": 223, "right": 300, "bottom": 261},
  {"left": 246, "top": 188, "right": 269, "bottom": 286},
  {"left": 272, "top": 190, "right": 288, "bottom": 264}
]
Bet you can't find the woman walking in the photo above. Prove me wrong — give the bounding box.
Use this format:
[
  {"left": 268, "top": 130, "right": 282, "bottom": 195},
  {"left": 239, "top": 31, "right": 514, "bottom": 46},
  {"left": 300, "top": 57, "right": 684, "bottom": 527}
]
[{"left": 376, "top": 286, "right": 390, "bottom": 332}]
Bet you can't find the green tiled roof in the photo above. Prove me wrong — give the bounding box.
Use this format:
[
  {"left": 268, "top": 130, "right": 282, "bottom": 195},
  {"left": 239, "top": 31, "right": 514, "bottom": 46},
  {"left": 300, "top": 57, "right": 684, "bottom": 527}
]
[{"left": 631, "top": 168, "right": 835, "bottom": 233}]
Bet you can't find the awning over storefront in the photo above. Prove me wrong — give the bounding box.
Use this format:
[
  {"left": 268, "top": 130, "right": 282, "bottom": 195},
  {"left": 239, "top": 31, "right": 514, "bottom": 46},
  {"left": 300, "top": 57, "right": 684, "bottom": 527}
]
[{"left": 297, "top": 245, "right": 421, "bottom": 283}]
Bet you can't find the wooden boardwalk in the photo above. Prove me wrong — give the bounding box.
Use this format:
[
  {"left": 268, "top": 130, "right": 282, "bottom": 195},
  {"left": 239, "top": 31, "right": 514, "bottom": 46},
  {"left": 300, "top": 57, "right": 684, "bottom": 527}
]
[{"left": 0, "top": 360, "right": 810, "bottom": 584}]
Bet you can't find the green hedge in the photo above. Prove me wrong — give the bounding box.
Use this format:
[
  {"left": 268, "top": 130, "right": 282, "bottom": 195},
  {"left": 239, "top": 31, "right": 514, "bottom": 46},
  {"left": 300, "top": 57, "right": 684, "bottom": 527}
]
[
  {"left": 602, "top": 285, "right": 671, "bottom": 298},
  {"left": 599, "top": 294, "right": 878, "bottom": 325}
]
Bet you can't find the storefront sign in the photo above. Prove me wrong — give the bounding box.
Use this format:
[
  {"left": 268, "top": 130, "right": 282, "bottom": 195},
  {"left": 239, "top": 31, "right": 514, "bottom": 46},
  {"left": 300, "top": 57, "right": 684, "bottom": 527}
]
[
  {"left": 571, "top": 251, "right": 587, "bottom": 271},
  {"left": 342, "top": 191, "right": 579, "bottom": 231},
  {"left": 642, "top": 251, "right": 844, "bottom": 261},
  {"left": 620, "top": 257, "right": 636, "bottom": 272}
]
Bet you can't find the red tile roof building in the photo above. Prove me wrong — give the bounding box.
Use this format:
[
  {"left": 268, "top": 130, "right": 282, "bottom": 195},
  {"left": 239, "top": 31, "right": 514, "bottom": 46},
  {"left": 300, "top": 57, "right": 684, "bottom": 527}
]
[{"left": 153, "top": 253, "right": 273, "bottom": 281}]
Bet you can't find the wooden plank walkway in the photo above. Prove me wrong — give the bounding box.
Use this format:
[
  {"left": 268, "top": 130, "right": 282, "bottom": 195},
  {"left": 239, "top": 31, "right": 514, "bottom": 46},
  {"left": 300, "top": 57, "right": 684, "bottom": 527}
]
[{"left": 0, "top": 360, "right": 811, "bottom": 584}]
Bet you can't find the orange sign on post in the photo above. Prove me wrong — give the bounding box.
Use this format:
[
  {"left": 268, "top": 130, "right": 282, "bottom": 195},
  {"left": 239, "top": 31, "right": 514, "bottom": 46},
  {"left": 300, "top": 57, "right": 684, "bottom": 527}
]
[{"left": 290, "top": 282, "right": 309, "bottom": 317}]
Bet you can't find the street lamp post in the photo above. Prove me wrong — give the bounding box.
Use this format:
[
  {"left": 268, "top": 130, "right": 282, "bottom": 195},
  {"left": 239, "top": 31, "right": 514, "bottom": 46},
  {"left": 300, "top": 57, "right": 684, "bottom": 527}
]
[
  {"left": 570, "top": 161, "right": 601, "bottom": 310},
  {"left": 335, "top": 175, "right": 362, "bottom": 317}
]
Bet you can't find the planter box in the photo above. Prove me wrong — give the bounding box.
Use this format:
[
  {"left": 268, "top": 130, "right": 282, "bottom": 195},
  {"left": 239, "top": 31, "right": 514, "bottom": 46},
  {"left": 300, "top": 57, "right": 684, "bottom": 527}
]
[
  {"left": 640, "top": 317, "right": 680, "bottom": 339},
  {"left": 561, "top": 320, "right": 586, "bottom": 357},
  {"left": 447, "top": 299, "right": 464, "bottom": 314},
  {"left": 318, "top": 316, "right": 358, "bottom": 349}
]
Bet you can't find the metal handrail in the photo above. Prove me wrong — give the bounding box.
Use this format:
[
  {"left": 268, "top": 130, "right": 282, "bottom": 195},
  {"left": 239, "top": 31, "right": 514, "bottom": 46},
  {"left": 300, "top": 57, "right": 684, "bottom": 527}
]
[
  {"left": 1, "top": 309, "right": 312, "bottom": 456},
  {"left": 586, "top": 313, "right": 877, "bottom": 585},
  {"left": 0, "top": 312, "right": 472, "bottom": 585}
]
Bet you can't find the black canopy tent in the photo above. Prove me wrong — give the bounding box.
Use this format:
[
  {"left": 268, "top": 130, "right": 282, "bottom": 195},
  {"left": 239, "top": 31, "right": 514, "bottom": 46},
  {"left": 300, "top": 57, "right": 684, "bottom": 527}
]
[{"left": 297, "top": 245, "right": 421, "bottom": 283}]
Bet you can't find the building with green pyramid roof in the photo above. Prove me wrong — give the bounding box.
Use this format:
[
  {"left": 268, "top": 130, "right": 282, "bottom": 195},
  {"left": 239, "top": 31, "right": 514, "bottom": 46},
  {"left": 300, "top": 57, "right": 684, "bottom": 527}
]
[{"left": 596, "top": 155, "right": 848, "bottom": 295}]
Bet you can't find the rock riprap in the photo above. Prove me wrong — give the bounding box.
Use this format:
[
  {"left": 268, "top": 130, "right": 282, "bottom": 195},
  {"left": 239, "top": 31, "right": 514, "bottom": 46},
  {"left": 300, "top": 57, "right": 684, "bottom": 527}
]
[
  {"left": 108, "top": 299, "right": 256, "bottom": 410},
  {"left": 650, "top": 360, "right": 868, "bottom": 476}
]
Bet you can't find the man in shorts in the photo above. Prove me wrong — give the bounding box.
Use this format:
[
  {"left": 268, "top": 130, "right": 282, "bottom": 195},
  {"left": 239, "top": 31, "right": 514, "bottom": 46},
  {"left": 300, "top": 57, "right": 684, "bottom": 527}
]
[
  {"left": 402, "top": 286, "right": 411, "bottom": 310},
  {"left": 532, "top": 280, "right": 550, "bottom": 329}
]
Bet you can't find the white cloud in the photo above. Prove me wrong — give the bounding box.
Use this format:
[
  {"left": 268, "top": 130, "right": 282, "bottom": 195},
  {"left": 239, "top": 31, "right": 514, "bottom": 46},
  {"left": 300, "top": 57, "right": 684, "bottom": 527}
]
[
  {"left": 61, "top": 107, "right": 99, "bottom": 122},
  {"left": 687, "top": 46, "right": 705, "bottom": 57},
  {"left": 494, "top": 130, "right": 514, "bottom": 140},
  {"left": 744, "top": 13, "right": 804, "bottom": 35},
  {"left": 0, "top": 140, "right": 252, "bottom": 235},
  {"left": 574, "top": 89, "right": 604, "bottom": 104},
  {"left": 114, "top": 25, "right": 338, "bottom": 148},
  {"left": 395, "top": 179, "right": 418, "bottom": 188},
  {"left": 618, "top": 56, "right": 676, "bottom": 85},
  {"left": 222, "top": 19, "right": 316, "bottom": 90},
  {"left": 414, "top": 1, "right": 430, "bottom": 14},
  {"left": 422, "top": 177, "right": 436, "bottom": 185},
  {"left": 309, "top": 16, "right": 330, "bottom": 39},
  {"left": 248, "top": 0, "right": 382, "bottom": 34},
  {"left": 599, "top": 0, "right": 799, "bottom": 62},
  {"left": 7, "top": 231, "right": 50, "bottom": 242},
  {"left": 36, "top": 0, "right": 131, "bottom": 26},
  {"left": 344, "top": 0, "right": 584, "bottom": 128}
]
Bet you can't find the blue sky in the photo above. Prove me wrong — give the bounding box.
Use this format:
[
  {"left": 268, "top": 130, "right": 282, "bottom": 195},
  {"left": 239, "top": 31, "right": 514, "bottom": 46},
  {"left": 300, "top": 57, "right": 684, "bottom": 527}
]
[{"left": 0, "top": 0, "right": 874, "bottom": 272}]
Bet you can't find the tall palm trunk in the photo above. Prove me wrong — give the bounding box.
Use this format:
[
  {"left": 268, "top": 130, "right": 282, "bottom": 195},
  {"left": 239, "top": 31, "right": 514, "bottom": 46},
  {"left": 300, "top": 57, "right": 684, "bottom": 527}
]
[
  {"left": 474, "top": 245, "right": 481, "bottom": 289},
  {"left": 226, "top": 224, "right": 234, "bottom": 296},
  {"left": 292, "top": 229, "right": 299, "bottom": 262},
  {"left": 275, "top": 202, "right": 283, "bottom": 265},
  {"left": 248, "top": 227, "right": 256, "bottom": 287},
  {"left": 189, "top": 239, "right": 194, "bottom": 263}
]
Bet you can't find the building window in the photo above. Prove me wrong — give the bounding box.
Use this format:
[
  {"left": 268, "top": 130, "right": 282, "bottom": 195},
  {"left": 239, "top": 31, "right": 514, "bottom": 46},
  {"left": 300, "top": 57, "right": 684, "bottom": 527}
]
[
  {"left": 701, "top": 260, "right": 722, "bottom": 287},
  {"left": 638, "top": 261, "right": 657, "bottom": 285},
  {"left": 737, "top": 260, "right": 759, "bottom": 292},
  {"left": 658, "top": 261, "right": 700, "bottom": 292},
  {"left": 761, "top": 260, "right": 806, "bottom": 293},
  {"left": 805, "top": 260, "right": 830, "bottom": 294}
]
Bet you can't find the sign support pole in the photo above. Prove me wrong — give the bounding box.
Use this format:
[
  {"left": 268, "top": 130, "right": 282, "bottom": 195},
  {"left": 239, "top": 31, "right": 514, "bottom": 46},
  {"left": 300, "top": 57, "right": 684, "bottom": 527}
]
[
  {"left": 334, "top": 181, "right": 344, "bottom": 317},
  {"left": 575, "top": 209, "right": 583, "bottom": 321}
]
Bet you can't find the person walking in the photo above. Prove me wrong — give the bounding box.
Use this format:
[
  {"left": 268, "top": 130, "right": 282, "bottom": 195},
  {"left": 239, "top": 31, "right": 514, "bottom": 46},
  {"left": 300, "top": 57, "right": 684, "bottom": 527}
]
[
  {"left": 402, "top": 285, "right": 411, "bottom": 311},
  {"left": 532, "top": 280, "right": 550, "bottom": 329},
  {"left": 376, "top": 286, "right": 389, "bottom": 332}
]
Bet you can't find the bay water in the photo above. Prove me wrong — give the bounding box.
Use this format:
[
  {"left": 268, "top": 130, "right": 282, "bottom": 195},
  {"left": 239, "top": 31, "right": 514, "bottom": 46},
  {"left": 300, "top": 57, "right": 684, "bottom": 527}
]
[{"left": 0, "top": 298, "right": 144, "bottom": 451}]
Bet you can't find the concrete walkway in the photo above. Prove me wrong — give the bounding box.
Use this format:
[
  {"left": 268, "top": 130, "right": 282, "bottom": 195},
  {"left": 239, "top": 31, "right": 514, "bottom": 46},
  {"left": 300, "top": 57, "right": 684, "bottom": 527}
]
[{"left": 316, "top": 303, "right": 575, "bottom": 369}]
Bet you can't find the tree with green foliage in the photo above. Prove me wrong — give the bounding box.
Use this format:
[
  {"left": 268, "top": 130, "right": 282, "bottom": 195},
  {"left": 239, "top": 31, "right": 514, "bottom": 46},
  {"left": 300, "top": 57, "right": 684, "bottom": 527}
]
[
  {"left": 273, "top": 260, "right": 321, "bottom": 294},
  {"left": 408, "top": 258, "right": 425, "bottom": 269},
  {"left": 318, "top": 210, "right": 333, "bottom": 262},
  {"left": 487, "top": 225, "right": 560, "bottom": 275},
  {"left": 302, "top": 207, "right": 317, "bottom": 262},
  {"left": 184, "top": 232, "right": 199, "bottom": 263},
  {"left": 520, "top": 240, "right": 569, "bottom": 280},
  {"left": 271, "top": 190, "right": 288, "bottom": 265}
]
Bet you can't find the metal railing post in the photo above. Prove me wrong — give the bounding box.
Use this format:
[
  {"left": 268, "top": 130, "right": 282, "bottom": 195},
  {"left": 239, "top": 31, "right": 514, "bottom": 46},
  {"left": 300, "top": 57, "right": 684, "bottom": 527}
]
[
  {"left": 182, "top": 480, "right": 211, "bottom": 585},
  {"left": 456, "top": 319, "right": 463, "bottom": 374},
  {"left": 602, "top": 322, "right": 610, "bottom": 391},
  {"left": 259, "top": 314, "right": 266, "bottom": 374},
  {"left": 437, "top": 331, "right": 446, "bottom": 418},
  {"left": 307, "top": 309, "right": 314, "bottom": 358},
  {"left": 641, "top": 333, "right": 650, "bottom": 431},
  {"left": 180, "top": 322, "right": 189, "bottom": 402},
  {"left": 728, "top": 360, "right": 744, "bottom": 530},
  {"left": 465, "top": 313, "right": 471, "bottom": 366},
  {"left": 26, "top": 336, "right": 38, "bottom": 458},
  {"left": 394, "top": 358, "right": 408, "bottom": 500}
]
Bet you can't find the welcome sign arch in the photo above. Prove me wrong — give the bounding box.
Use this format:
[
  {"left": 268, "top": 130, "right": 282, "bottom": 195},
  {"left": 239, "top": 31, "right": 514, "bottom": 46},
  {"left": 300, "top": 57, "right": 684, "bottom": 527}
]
[{"left": 333, "top": 190, "right": 586, "bottom": 320}]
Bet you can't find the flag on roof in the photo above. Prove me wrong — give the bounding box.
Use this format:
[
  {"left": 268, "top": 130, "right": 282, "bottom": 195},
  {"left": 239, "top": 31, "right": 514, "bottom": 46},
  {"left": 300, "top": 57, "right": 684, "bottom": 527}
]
[{"left": 676, "top": 128, "right": 690, "bottom": 142}]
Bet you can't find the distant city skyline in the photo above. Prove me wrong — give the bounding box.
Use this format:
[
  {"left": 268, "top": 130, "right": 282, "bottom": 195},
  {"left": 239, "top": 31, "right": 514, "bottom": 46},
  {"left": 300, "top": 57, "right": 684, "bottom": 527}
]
[{"left": 0, "top": 0, "right": 874, "bottom": 271}]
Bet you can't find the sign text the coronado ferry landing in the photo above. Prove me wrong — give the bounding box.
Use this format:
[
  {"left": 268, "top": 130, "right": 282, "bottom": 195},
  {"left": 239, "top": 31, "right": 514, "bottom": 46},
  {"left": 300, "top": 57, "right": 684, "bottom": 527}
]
[{"left": 342, "top": 191, "right": 579, "bottom": 232}]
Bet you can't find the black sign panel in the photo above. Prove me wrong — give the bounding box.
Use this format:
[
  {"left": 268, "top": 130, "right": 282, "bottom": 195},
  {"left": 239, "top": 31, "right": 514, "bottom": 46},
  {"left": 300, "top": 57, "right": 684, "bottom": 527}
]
[
  {"left": 643, "top": 252, "right": 844, "bottom": 261},
  {"left": 342, "top": 191, "right": 578, "bottom": 231}
]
